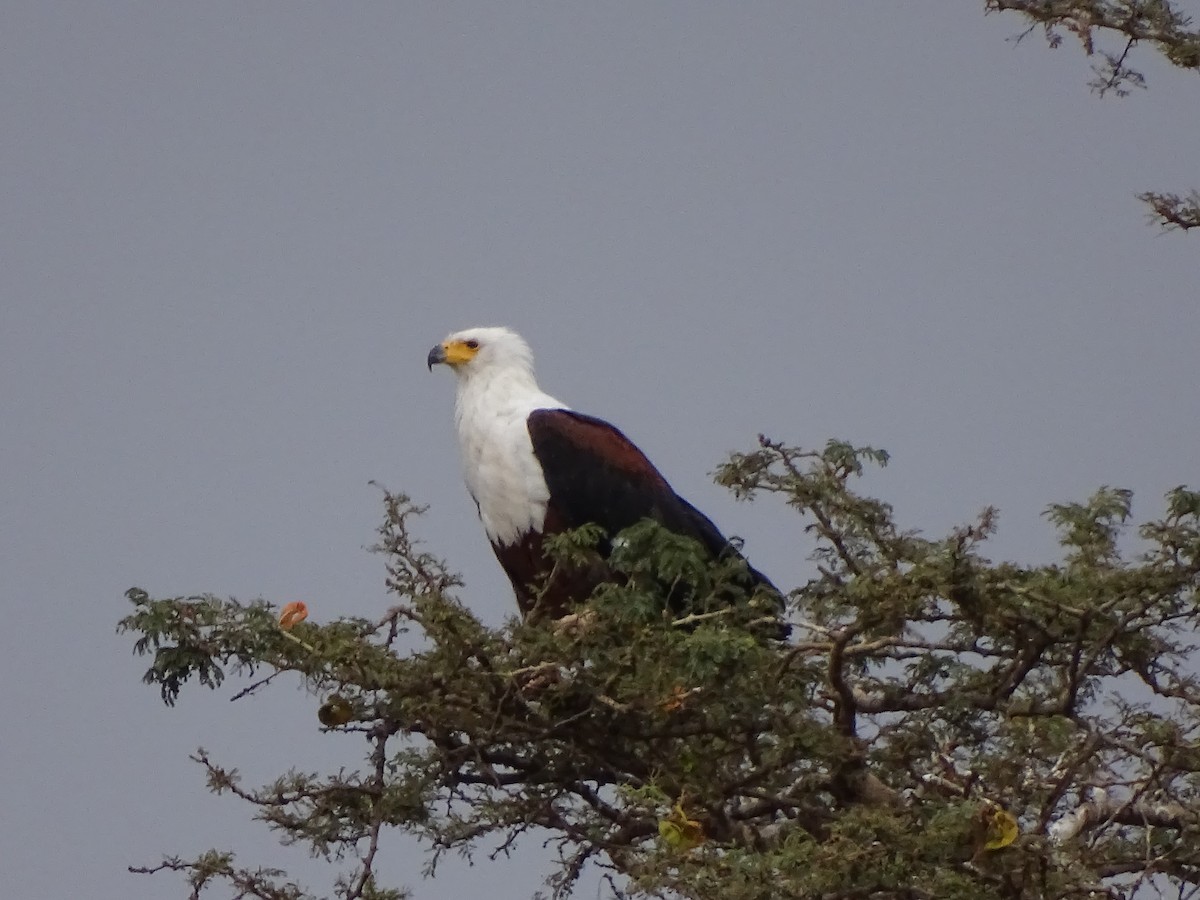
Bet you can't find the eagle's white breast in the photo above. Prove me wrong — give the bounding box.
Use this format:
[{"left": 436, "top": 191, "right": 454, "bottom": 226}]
[{"left": 454, "top": 366, "right": 567, "bottom": 547}]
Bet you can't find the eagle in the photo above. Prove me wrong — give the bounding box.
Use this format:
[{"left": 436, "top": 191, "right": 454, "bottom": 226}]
[{"left": 427, "top": 326, "right": 782, "bottom": 626}]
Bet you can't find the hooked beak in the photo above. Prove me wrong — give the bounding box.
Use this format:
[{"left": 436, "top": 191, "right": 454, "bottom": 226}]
[{"left": 426, "top": 343, "right": 447, "bottom": 371}]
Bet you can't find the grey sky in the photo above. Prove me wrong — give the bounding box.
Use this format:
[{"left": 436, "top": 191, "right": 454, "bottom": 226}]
[{"left": 2, "top": 3, "right": 1197, "bottom": 898}]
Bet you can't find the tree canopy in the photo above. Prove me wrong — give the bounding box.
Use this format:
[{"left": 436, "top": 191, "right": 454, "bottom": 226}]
[{"left": 120, "top": 438, "right": 1200, "bottom": 900}]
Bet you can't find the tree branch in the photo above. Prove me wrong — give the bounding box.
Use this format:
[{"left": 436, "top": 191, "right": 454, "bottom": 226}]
[{"left": 1048, "top": 788, "right": 1194, "bottom": 843}]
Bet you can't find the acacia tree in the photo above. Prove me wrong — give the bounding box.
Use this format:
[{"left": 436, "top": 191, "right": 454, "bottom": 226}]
[
  {"left": 986, "top": 0, "right": 1200, "bottom": 230},
  {"left": 120, "top": 7, "right": 1200, "bottom": 899},
  {"left": 120, "top": 436, "right": 1200, "bottom": 900}
]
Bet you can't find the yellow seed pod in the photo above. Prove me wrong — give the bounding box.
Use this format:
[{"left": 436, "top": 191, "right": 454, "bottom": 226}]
[
  {"left": 658, "top": 802, "right": 704, "bottom": 851},
  {"left": 318, "top": 695, "right": 354, "bottom": 727},
  {"left": 982, "top": 806, "right": 1019, "bottom": 850}
]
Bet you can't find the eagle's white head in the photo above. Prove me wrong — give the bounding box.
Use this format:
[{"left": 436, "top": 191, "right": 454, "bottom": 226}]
[{"left": 426, "top": 326, "right": 536, "bottom": 382}]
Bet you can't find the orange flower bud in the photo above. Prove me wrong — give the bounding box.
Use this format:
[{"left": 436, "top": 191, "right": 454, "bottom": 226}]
[{"left": 278, "top": 601, "right": 309, "bottom": 631}]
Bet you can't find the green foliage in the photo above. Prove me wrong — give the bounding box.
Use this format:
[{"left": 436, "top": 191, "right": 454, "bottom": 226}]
[
  {"left": 120, "top": 441, "right": 1200, "bottom": 900},
  {"left": 987, "top": 0, "right": 1200, "bottom": 232},
  {"left": 986, "top": 0, "right": 1200, "bottom": 92}
]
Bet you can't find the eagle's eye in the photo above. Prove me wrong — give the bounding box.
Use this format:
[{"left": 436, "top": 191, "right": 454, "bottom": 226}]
[{"left": 465, "top": 339, "right": 480, "bottom": 350}]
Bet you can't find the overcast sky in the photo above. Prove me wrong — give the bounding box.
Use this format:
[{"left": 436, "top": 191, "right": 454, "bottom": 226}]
[{"left": 2, "top": 3, "right": 1198, "bottom": 898}]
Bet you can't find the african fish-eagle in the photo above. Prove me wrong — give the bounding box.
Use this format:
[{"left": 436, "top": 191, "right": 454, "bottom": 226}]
[{"left": 427, "top": 326, "right": 782, "bottom": 625}]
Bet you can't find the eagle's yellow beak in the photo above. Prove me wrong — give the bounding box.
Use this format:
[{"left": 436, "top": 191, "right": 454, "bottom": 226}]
[{"left": 427, "top": 340, "right": 479, "bottom": 371}]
